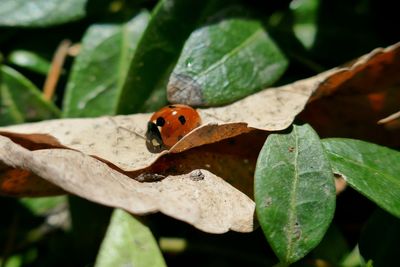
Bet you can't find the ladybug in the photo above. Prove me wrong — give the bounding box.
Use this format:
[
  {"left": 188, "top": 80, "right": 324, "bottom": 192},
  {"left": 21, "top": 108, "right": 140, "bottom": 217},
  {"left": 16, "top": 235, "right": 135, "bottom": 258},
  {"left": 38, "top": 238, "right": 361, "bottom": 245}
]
[{"left": 146, "top": 104, "right": 201, "bottom": 153}]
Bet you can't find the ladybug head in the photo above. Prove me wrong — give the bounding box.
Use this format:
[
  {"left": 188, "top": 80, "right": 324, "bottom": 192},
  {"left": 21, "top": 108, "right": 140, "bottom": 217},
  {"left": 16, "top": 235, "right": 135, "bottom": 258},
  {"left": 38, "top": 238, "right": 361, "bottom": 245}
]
[{"left": 145, "top": 122, "right": 166, "bottom": 153}]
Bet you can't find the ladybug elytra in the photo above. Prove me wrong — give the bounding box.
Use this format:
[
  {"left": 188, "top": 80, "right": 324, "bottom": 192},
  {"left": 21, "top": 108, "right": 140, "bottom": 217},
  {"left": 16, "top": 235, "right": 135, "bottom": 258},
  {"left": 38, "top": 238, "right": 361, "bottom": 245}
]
[{"left": 146, "top": 104, "right": 201, "bottom": 152}]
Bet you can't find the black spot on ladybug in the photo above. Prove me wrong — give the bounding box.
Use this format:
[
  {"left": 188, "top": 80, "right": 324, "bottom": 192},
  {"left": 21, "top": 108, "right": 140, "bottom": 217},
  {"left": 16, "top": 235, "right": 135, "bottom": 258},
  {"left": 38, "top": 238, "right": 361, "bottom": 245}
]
[
  {"left": 177, "top": 135, "right": 183, "bottom": 140},
  {"left": 156, "top": 117, "right": 165, "bottom": 127},
  {"left": 168, "top": 105, "right": 176, "bottom": 108},
  {"left": 178, "top": 115, "right": 186, "bottom": 125}
]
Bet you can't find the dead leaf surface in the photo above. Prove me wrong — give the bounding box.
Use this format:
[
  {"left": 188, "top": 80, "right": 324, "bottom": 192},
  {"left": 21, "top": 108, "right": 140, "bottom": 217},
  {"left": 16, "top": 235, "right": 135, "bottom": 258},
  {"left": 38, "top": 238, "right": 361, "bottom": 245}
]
[
  {"left": 2, "top": 43, "right": 398, "bottom": 171},
  {"left": 0, "top": 71, "right": 334, "bottom": 171},
  {"left": 300, "top": 42, "right": 400, "bottom": 146},
  {"left": 1, "top": 42, "right": 399, "bottom": 233},
  {"left": 0, "top": 135, "right": 254, "bottom": 233}
]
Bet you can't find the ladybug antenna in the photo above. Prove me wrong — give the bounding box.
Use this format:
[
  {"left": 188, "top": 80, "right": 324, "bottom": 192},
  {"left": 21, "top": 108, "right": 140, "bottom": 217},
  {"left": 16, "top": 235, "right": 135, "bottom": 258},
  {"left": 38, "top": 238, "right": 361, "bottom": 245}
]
[{"left": 106, "top": 116, "right": 146, "bottom": 140}]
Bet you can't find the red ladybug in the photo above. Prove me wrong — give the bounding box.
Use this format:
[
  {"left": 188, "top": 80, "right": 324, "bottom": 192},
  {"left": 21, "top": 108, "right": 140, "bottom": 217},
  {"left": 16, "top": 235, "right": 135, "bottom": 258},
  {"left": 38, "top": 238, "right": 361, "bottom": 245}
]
[{"left": 146, "top": 104, "right": 201, "bottom": 152}]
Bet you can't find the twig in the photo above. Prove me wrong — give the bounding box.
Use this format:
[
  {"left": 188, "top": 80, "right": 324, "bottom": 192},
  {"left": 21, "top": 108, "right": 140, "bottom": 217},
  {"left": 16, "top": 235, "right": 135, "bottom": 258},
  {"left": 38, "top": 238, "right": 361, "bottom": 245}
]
[
  {"left": 43, "top": 39, "right": 71, "bottom": 101},
  {"left": 377, "top": 110, "right": 400, "bottom": 124}
]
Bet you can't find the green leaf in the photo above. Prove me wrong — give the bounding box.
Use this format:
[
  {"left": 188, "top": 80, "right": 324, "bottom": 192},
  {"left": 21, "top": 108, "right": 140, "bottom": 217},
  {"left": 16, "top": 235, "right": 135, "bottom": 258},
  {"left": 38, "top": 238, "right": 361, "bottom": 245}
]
[
  {"left": 322, "top": 138, "right": 400, "bottom": 218},
  {"left": 95, "top": 209, "right": 166, "bottom": 267},
  {"left": 116, "top": 0, "right": 224, "bottom": 113},
  {"left": 8, "top": 50, "right": 51, "bottom": 75},
  {"left": 0, "top": 0, "right": 87, "bottom": 27},
  {"left": 2, "top": 254, "right": 22, "bottom": 267},
  {"left": 255, "top": 124, "right": 335, "bottom": 264},
  {"left": 62, "top": 11, "right": 150, "bottom": 117},
  {"left": 290, "top": 0, "right": 319, "bottom": 49},
  {"left": 359, "top": 209, "right": 400, "bottom": 267},
  {"left": 340, "top": 246, "right": 365, "bottom": 267},
  {"left": 0, "top": 65, "right": 60, "bottom": 126},
  {"left": 139, "top": 75, "right": 168, "bottom": 112},
  {"left": 167, "top": 18, "right": 288, "bottom": 106},
  {"left": 19, "top": 196, "right": 67, "bottom": 216}
]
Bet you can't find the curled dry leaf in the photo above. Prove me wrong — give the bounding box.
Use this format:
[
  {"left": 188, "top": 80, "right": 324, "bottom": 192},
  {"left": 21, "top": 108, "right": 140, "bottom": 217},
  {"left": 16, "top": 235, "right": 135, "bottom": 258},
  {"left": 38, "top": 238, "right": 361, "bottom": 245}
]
[
  {"left": 0, "top": 163, "right": 64, "bottom": 197},
  {"left": 0, "top": 69, "right": 336, "bottom": 171},
  {"left": 300, "top": 42, "right": 400, "bottom": 146},
  {"left": 0, "top": 135, "right": 254, "bottom": 233},
  {"left": 0, "top": 42, "right": 398, "bottom": 232}
]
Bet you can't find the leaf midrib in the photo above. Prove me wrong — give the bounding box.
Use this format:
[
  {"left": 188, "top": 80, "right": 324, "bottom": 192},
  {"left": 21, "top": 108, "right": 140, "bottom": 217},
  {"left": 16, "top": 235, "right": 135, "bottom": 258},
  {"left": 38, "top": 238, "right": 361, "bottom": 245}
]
[
  {"left": 194, "top": 28, "right": 263, "bottom": 79},
  {"left": 327, "top": 150, "right": 400, "bottom": 187},
  {"left": 286, "top": 126, "right": 300, "bottom": 262}
]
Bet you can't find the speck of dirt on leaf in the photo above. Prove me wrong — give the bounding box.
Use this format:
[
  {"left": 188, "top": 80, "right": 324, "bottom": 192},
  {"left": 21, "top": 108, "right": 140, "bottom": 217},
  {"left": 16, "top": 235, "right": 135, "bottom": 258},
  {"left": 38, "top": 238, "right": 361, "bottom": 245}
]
[
  {"left": 322, "top": 183, "right": 331, "bottom": 195},
  {"left": 136, "top": 173, "right": 165, "bottom": 182},
  {"left": 190, "top": 170, "right": 205, "bottom": 181},
  {"left": 293, "top": 220, "right": 302, "bottom": 240},
  {"left": 288, "top": 146, "right": 295, "bottom": 152},
  {"left": 262, "top": 196, "right": 272, "bottom": 208}
]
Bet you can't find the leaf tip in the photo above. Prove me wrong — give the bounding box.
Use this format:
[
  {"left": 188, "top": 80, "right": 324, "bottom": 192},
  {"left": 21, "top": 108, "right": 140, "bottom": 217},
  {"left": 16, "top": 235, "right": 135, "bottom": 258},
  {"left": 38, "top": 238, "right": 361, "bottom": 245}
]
[{"left": 167, "top": 73, "right": 204, "bottom": 106}]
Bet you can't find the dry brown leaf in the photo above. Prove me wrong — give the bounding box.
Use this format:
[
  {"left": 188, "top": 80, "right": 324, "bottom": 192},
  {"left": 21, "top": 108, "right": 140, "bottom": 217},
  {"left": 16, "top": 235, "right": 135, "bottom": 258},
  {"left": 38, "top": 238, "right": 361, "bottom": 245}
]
[
  {"left": 0, "top": 70, "right": 335, "bottom": 171},
  {"left": 300, "top": 42, "right": 400, "bottom": 146},
  {"left": 0, "top": 165, "right": 64, "bottom": 197},
  {"left": 1, "top": 42, "right": 398, "bottom": 233},
  {"left": 2, "top": 44, "right": 397, "bottom": 169},
  {"left": 0, "top": 135, "right": 254, "bottom": 233}
]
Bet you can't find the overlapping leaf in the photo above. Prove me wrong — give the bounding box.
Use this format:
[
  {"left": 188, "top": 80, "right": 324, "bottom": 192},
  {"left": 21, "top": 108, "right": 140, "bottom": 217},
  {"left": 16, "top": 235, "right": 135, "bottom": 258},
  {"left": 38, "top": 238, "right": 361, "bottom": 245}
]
[
  {"left": 301, "top": 42, "right": 400, "bottom": 146},
  {"left": 0, "top": 135, "right": 255, "bottom": 233},
  {"left": 63, "top": 11, "right": 150, "bottom": 117},
  {"left": 0, "top": 0, "right": 87, "bottom": 27},
  {"left": 116, "top": 0, "right": 224, "bottom": 113},
  {"left": 323, "top": 138, "right": 400, "bottom": 218},
  {"left": 0, "top": 66, "right": 60, "bottom": 126},
  {"left": 255, "top": 124, "right": 335, "bottom": 264},
  {"left": 167, "top": 18, "right": 288, "bottom": 106},
  {"left": 0, "top": 42, "right": 399, "bottom": 234},
  {"left": 95, "top": 209, "right": 166, "bottom": 267},
  {"left": 8, "top": 50, "right": 51, "bottom": 75}
]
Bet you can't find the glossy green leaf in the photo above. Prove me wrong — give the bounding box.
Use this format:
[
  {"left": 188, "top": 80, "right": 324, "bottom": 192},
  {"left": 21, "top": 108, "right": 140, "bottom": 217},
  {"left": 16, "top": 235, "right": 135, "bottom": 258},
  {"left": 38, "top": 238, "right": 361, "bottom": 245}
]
[
  {"left": 0, "top": 65, "right": 60, "bottom": 126},
  {"left": 116, "top": 0, "right": 225, "bottom": 113},
  {"left": 0, "top": 0, "right": 87, "bottom": 27},
  {"left": 255, "top": 124, "right": 335, "bottom": 264},
  {"left": 167, "top": 18, "right": 288, "bottom": 106},
  {"left": 62, "top": 11, "right": 150, "bottom": 117},
  {"left": 359, "top": 209, "right": 400, "bottom": 267},
  {"left": 290, "top": 0, "right": 319, "bottom": 49},
  {"left": 8, "top": 50, "right": 51, "bottom": 75},
  {"left": 19, "top": 196, "right": 67, "bottom": 216},
  {"left": 139, "top": 75, "right": 168, "bottom": 112},
  {"left": 95, "top": 209, "right": 166, "bottom": 267},
  {"left": 322, "top": 138, "right": 400, "bottom": 218},
  {"left": 340, "top": 246, "right": 366, "bottom": 267}
]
